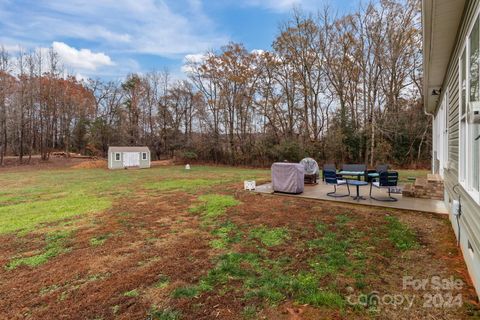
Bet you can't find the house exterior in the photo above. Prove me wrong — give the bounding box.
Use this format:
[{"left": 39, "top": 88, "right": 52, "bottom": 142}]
[
  {"left": 423, "top": 0, "right": 480, "bottom": 295},
  {"left": 108, "top": 146, "right": 151, "bottom": 169}
]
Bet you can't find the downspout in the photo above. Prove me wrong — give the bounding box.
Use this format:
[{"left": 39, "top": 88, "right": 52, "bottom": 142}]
[{"left": 424, "top": 98, "right": 436, "bottom": 173}]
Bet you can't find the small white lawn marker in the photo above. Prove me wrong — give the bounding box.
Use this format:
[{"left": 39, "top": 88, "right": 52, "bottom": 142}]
[
  {"left": 244, "top": 180, "right": 256, "bottom": 191},
  {"left": 185, "top": 164, "right": 191, "bottom": 170}
]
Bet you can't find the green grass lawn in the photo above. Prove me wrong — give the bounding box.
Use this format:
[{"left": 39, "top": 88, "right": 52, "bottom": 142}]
[
  {"left": 396, "top": 169, "right": 430, "bottom": 183},
  {"left": 0, "top": 165, "right": 269, "bottom": 235},
  {"left": 1, "top": 164, "right": 467, "bottom": 320},
  {"left": 0, "top": 166, "right": 428, "bottom": 235}
]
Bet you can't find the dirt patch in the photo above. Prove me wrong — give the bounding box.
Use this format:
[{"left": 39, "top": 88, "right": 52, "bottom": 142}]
[
  {"left": 0, "top": 191, "right": 211, "bottom": 319},
  {"left": 170, "top": 192, "right": 480, "bottom": 320},
  {"left": 72, "top": 160, "right": 108, "bottom": 169},
  {"left": 151, "top": 159, "right": 174, "bottom": 166},
  {"left": 0, "top": 156, "right": 100, "bottom": 172}
]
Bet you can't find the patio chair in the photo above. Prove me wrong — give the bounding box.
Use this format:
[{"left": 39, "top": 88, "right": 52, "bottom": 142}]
[
  {"left": 376, "top": 164, "right": 389, "bottom": 173},
  {"left": 367, "top": 164, "right": 389, "bottom": 182},
  {"left": 325, "top": 170, "right": 350, "bottom": 197},
  {"left": 342, "top": 164, "right": 367, "bottom": 172},
  {"left": 370, "top": 171, "right": 399, "bottom": 202},
  {"left": 322, "top": 164, "right": 337, "bottom": 182},
  {"left": 341, "top": 164, "right": 367, "bottom": 181}
]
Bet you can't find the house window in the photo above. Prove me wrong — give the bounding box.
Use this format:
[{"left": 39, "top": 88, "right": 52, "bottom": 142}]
[
  {"left": 142, "top": 152, "right": 147, "bottom": 160},
  {"left": 115, "top": 152, "right": 121, "bottom": 161},
  {"left": 459, "top": 15, "right": 480, "bottom": 203},
  {"left": 470, "top": 18, "right": 480, "bottom": 195}
]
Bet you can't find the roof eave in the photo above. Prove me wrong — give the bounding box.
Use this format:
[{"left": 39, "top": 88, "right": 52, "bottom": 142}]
[
  {"left": 422, "top": 0, "right": 434, "bottom": 114},
  {"left": 422, "top": 0, "right": 466, "bottom": 114}
]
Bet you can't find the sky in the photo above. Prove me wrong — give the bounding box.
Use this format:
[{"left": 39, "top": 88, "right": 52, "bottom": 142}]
[{"left": 0, "top": 0, "right": 360, "bottom": 80}]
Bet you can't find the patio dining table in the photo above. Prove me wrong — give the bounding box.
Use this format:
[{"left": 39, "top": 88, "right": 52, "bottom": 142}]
[{"left": 347, "top": 179, "right": 369, "bottom": 201}]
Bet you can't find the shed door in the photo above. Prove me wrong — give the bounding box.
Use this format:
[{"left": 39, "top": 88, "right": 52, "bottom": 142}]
[{"left": 123, "top": 152, "right": 140, "bottom": 167}]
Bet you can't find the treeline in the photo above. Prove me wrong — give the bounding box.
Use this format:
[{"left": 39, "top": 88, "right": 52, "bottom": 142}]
[{"left": 0, "top": 0, "right": 429, "bottom": 167}]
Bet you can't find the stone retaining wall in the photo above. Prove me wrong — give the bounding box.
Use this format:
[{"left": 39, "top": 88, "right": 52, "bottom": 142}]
[{"left": 402, "top": 174, "right": 444, "bottom": 200}]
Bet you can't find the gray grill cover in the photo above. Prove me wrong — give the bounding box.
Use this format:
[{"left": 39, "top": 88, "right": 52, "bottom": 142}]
[
  {"left": 300, "top": 157, "right": 319, "bottom": 175},
  {"left": 271, "top": 163, "right": 304, "bottom": 194}
]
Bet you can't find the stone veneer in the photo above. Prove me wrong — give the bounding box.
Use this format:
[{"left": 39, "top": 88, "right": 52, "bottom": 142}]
[{"left": 402, "top": 174, "right": 444, "bottom": 201}]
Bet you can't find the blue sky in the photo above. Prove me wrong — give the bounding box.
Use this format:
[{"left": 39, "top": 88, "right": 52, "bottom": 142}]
[{"left": 0, "top": 0, "right": 360, "bottom": 80}]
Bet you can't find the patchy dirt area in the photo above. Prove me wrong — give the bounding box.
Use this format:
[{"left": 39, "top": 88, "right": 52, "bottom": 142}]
[
  {"left": 0, "top": 156, "right": 177, "bottom": 171},
  {"left": 151, "top": 160, "right": 175, "bottom": 167},
  {"left": 0, "top": 156, "right": 92, "bottom": 171},
  {"left": 0, "top": 166, "right": 479, "bottom": 320},
  {"left": 72, "top": 160, "right": 108, "bottom": 169}
]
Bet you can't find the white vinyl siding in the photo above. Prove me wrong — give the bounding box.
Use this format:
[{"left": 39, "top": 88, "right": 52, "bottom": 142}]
[
  {"left": 459, "top": 14, "right": 480, "bottom": 203},
  {"left": 439, "top": 0, "right": 480, "bottom": 297},
  {"left": 108, "top": 147, "right": 150, "bottom": 170}
]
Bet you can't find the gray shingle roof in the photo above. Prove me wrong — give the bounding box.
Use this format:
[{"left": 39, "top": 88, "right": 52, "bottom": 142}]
[{"left": 108, "top": 146, "right": 150, "bottom": 153}]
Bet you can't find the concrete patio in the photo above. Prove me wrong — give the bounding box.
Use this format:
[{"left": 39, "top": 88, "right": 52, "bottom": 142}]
[{"left": 254, "top": 182, "right": 448, "bottom": 214}]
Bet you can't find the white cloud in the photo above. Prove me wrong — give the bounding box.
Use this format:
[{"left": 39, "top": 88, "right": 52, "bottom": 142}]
[
  {"left": 244, "top": 0, "right": 322, "bottom": 13},
  {"left": 52, "top": 42, "right": 114, "bottom": 71},
  {"left": 0, "top": 44, "right": 22, "bottom": 53},
  {"left": 74, "top": 73, "right": 88, "bottom": 82},
  {"left": 0, "top": 0, "right": 227, "bottom": 59},
  {"left": 86, "top": 27, "right": 131, "bottom": 44},
  {"left": 184, "top": 53, "right": 208, "bottom": 64},
  {"left": 181, "top": 52, "right": 214, "bottom": 74},
  {"left": 245, "top": 0, "right": 301, "bottom": 12},
  {"left": 2, "top": 0, "right": 330, "bottom": 78},
  {"left": 251, "top": 49, "right": 265, "bottom": 55}
]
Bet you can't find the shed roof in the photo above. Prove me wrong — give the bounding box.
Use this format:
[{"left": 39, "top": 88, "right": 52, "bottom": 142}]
[{"left": 108, "top": 146, "right": 150, "bottom": 153}]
